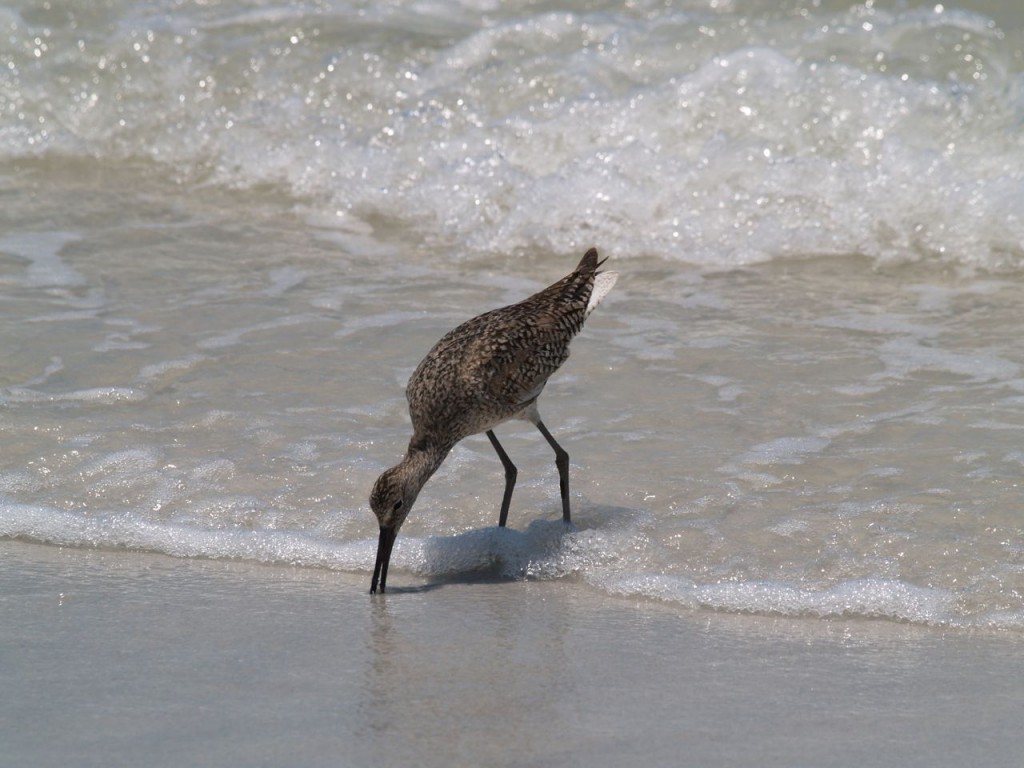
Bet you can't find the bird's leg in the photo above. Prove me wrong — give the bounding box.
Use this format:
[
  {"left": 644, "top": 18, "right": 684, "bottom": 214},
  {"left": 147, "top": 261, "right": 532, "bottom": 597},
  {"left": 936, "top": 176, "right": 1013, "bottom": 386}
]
[
  {"left": 486, "top": 430, "right": 517, "bottom": 528},
  {"left": 535, "top": 420, "right": 571, "bottom": 523}
]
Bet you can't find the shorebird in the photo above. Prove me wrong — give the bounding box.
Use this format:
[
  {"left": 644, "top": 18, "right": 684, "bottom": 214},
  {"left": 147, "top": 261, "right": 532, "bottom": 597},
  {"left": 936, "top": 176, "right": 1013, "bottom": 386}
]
[{"left": 369, "top": 248, "right": 617, "bottom": 593}]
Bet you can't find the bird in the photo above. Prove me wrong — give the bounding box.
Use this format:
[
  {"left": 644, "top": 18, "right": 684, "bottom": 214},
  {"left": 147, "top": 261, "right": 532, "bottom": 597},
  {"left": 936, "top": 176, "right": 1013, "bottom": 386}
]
[{"left": 369, "top": 248, "right": 617, "bottom": 593}]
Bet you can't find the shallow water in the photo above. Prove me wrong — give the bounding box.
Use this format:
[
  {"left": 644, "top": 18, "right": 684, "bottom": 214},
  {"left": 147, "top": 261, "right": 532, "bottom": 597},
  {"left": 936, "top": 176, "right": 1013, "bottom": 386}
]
[{"left": 2, "top": 0, "right": 1024, "bottom": 629}]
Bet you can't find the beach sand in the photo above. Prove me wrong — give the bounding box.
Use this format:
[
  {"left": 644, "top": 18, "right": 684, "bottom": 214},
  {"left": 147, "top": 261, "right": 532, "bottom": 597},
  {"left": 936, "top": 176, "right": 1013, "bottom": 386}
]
[{"left": 3, "top": 539, "right": 1022, "bottom": 768}]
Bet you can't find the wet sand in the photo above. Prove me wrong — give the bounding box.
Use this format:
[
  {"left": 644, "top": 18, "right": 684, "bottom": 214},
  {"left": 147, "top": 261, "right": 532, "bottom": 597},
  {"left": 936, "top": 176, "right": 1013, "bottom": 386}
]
[{"left": 3, "top": 539, "right": 1022, "bottom": 768}]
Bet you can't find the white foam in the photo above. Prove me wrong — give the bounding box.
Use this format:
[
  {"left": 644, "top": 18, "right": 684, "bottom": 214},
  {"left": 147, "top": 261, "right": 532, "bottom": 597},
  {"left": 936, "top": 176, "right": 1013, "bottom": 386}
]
[
  {"left": 876, "top": 337, "right": 1020, "bottom": 382},
  {"left": 78, "top": 448, "right": 161, "bottom": 480},
  {"left": 263, "top": 267, "right": 308, "bottom": 297},
  {"left": 4, "top": 3, "right": 1023, "bottom": 270},
  {"left": 693, "top": 374, "right": 745, "bottom": 402},
  {"left": 1, "top": 387, "right": 146, "bottom": 405},
  {"left": 19, "top": 357, "right": 64, "bottom": 388},
  {"left": 0, "top": 471, "right": 43, "bottom": 495},
  {"left": 816, "top": 313, "right": 941, "bottom": 338},
  {"left": 0, "top": 503, "right": 372, "bottom": 571},
  {"left": 598, "top": 573, "right": 957, "bottom": 625},
  {"left": 737, "top": 436, "right": 832, "bottom": 466},
  {"left": 137, "top": 354, "right": 211, "bottom": 382},
  {"left": 197, "top": 314, "right": 325, "bottom": 349},
  {"left": 0, "top": 232, "right": 84, "bottom": 287},
  {"left": 333, "top": 310, "right": 430, "bottom": 339}
]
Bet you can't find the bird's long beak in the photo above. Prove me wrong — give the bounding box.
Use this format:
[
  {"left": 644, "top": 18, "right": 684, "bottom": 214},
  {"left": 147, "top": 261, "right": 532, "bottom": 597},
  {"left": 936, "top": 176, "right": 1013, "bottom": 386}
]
[{"left": 370, "top": 526, "right": 397, "bottom": 594}]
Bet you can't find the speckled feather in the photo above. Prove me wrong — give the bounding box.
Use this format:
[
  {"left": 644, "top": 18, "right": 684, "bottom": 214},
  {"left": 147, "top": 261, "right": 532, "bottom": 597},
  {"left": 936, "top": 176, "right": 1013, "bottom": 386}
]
[{"left": 405, "top": 248, "right": 606, "bottom": 453}]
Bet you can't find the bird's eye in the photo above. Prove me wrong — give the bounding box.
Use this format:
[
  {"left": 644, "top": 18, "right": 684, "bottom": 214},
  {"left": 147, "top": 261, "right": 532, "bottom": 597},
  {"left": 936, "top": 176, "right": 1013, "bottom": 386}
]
[{"left": 392, "top": 499, "right": 403, "bottom": 512}]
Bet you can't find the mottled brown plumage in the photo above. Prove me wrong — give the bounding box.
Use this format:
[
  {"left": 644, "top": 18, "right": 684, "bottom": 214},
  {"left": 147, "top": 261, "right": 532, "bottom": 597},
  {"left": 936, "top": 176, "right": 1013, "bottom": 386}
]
[{"left": 369, "top": 248, "right": 617, "bottom": 593}]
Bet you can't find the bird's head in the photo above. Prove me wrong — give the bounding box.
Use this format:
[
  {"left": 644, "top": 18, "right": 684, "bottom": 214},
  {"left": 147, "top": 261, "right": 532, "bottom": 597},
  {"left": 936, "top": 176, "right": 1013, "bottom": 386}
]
[
  {"left": 369, "top": 465, "right": 417, "bottom": 531},
  {"left": 368, "top": 461, "right": 426, "bottom": 594}
]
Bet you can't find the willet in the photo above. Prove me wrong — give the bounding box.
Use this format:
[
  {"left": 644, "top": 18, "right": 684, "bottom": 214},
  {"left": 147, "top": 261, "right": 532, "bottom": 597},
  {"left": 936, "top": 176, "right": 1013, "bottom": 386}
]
[{"left": 369, "top": 248, "right": 618, "bottom": 593}]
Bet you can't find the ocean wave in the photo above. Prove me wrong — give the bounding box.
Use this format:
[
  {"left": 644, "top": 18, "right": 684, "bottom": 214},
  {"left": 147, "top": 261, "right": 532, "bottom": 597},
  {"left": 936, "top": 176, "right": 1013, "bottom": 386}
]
[
  {"left": 3, "top": 1, "right": 1022, "bottom": 269},
  {"left": 5, "top": 499, "right": 1021, "bottom": 630},
  {"left": 597, "top": 572, "right": 957, "bottom": 625}
]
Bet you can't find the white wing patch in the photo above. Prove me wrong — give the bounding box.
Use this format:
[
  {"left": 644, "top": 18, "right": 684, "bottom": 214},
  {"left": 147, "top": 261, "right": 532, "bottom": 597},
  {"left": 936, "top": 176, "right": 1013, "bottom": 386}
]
[{"left": 586, "top": 271, "right": 618, "bottom": 316}]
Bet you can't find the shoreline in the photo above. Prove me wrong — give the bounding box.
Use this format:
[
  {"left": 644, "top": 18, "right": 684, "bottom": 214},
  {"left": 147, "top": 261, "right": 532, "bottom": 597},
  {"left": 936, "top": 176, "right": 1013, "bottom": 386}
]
[{"left": 3, "top": 539, "right": 1023, "bottom": 768}]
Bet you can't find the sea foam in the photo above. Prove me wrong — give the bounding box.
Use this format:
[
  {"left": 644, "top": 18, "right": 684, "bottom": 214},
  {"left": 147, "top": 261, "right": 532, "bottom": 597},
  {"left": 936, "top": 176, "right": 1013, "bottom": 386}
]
[{"left": 3, "top": 1, "right": 1022, "bottom": 269}]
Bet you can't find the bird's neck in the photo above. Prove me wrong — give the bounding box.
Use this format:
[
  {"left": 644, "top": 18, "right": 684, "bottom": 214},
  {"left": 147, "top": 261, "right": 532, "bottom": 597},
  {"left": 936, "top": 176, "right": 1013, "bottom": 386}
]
[{"left": 400, "top": 438, "right": 450, "bottom": 492}]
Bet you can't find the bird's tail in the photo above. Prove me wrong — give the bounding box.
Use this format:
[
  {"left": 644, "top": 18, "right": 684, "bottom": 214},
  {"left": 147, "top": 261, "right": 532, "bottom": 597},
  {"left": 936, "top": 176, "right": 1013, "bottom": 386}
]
[
  {"left": 576, "top": 247, "right": 604, "bottom": 273},
  {"left": 577, "top": 248, "right": 617, "bottom": 316}
]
